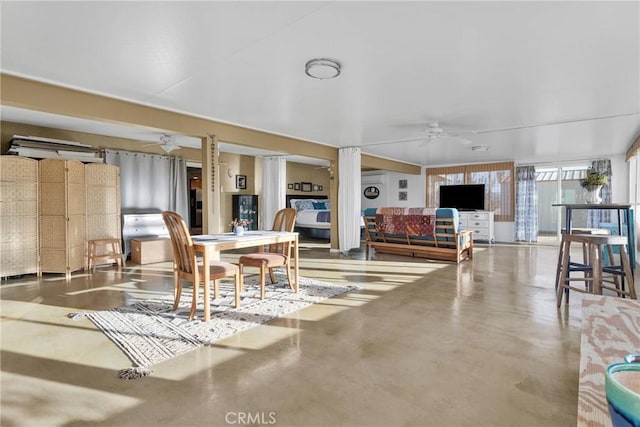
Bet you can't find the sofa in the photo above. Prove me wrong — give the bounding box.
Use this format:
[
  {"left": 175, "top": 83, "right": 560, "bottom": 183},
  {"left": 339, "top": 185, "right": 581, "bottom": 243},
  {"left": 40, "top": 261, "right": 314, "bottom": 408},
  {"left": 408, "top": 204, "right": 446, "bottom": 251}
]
[{"left": 363, "top": 207, "right": 473, "bottom": 263}]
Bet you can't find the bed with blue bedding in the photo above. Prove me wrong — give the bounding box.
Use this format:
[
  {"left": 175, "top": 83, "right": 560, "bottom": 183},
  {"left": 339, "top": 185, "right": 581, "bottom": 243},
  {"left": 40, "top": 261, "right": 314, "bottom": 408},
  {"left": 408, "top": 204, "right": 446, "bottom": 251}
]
[{"left": 286, "top": 195, "right": 331, "bottom": 239}]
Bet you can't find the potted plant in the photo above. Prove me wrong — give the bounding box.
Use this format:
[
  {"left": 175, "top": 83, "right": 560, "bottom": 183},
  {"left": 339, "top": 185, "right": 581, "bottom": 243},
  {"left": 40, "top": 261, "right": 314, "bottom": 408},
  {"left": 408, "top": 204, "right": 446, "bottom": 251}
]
[
  {"left": 230, "top": 218, "right": 250, "bottom": 236},
  {"left": 579, "top": 167, "right": 608, "bottom": 203}
]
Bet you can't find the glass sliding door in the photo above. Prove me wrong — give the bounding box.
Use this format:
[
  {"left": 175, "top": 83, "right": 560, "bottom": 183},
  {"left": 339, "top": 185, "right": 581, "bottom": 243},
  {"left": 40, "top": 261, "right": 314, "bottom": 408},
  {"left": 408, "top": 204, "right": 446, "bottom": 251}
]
[{"left": 536, "top": 164, "right": 590, "bottom": 242}]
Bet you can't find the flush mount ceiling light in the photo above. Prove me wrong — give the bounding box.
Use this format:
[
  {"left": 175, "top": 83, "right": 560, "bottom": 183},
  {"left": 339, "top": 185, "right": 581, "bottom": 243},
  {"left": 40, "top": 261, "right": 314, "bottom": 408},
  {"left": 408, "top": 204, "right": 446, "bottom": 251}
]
[{"left": 305, "top": 58, "right": 341, "bottom": 79}]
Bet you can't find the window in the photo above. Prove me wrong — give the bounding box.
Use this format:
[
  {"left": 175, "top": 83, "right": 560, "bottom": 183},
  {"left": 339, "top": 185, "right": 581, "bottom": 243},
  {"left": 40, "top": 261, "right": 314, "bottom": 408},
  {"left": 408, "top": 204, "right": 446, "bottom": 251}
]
[{"left": 426, "top": 162, "right": 515, "bottom": 221}]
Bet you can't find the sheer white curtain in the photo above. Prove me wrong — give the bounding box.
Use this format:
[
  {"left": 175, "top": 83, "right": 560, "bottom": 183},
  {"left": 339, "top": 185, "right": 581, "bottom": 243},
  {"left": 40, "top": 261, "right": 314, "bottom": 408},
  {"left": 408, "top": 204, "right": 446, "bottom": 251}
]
[
  {"left": 262, "top": 156, "right": 286, "bottom": 229},
  {"left": 338, "top": 147, "right": 361, "bottom": 252},
  {"left": 105, "top": 149, "right": 189, "bottom": 223}
]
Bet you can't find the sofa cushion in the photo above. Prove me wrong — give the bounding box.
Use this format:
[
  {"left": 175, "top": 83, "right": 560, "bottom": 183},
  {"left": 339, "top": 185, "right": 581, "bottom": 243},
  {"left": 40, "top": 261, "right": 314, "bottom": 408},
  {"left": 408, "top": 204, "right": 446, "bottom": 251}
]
[{"left": 375, "top": 208, "right": 437, "bottom": 236}]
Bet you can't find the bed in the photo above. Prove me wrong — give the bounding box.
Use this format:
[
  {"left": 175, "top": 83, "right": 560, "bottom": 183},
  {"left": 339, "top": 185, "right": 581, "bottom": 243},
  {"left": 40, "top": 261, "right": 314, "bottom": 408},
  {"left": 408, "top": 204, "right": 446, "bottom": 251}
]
[{"left": 286, "top": 195, "right": 331, "bottom": 239}]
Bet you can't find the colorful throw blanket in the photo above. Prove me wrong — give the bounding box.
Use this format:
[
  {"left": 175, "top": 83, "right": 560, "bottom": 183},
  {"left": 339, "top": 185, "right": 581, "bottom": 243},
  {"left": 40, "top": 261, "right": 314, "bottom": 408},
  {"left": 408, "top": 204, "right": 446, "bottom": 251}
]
[
  {"left": 315, "top": 211, "right": 331, "bottom": 223},
  {"left": 374, "top": 207, "right": 437, "bottom": 236}
]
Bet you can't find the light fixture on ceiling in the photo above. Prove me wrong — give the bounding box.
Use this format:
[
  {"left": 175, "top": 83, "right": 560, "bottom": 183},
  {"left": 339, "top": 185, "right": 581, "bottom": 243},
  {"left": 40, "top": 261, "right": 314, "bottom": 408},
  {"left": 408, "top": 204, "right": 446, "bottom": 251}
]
[
  {"left": 305, "top": 58, "right": 341, "bottom": 79},
  {"left": 159, "top": 134, "right": 179, "bottom": 153},
  {"left": 472, "top": 145, "right": 489, "bottom": 152},
  {"left": 425, "top": 123, "right": 445, "bottom": 140}
]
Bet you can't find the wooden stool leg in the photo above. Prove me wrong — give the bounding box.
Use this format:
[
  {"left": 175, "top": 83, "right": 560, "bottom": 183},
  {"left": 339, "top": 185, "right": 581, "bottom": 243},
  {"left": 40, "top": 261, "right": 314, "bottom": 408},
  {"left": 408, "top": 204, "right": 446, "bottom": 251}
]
[
  {"left": 555, "top": 240, "right": 565, "bottom": 291},
  {"left": 557, "top": 239, "right": 571, "bottom": 307},
  {"left": 619, "top": 245, "right": 636, "bottom": 299},
  {"left": 88, "top": 241, "right": 95, "bottom": 273},
  {"left": 589, "top": 242, "right": 603, "bottom": 295},
  {"left": 605, "top": 244, "right": 621, "bottom": 291},
  {"left": 582, "top": 242, "right": 590, "bottom": 290}
]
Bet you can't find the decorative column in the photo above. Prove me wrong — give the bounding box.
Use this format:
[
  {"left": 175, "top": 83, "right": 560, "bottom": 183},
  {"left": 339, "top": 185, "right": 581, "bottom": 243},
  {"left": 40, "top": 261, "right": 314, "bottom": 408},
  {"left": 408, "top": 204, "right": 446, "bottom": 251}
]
[{"left": 202, "top": 134, "right": 221, "bottom": 233}]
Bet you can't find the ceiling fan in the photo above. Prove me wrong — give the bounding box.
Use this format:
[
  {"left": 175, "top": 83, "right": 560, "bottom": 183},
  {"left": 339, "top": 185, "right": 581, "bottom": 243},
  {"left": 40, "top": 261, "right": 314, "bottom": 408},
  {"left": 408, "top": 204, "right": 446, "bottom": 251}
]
[
  {"left": 362, "top": 122, "right": 471, "bottom": 147},
  {"left": 143, "top": 133, "right": 180, "bottom": 153}
]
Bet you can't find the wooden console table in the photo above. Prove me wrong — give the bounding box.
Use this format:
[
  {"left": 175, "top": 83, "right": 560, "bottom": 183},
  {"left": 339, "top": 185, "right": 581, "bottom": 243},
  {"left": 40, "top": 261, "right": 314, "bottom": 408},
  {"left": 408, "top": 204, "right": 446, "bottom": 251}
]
[{"left": 577, "top": 295, "right": 640, "bottom": 426}]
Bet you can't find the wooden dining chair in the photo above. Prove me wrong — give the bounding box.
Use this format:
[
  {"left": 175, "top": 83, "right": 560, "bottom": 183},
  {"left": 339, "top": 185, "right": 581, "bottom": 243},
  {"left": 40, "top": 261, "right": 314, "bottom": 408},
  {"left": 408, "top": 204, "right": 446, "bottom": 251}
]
[
  {"left": 162, "top": 211, "right": 241, "bottom": 320},
  {"left": 238, "top": 208, "right": 297, "bottom": 300}
]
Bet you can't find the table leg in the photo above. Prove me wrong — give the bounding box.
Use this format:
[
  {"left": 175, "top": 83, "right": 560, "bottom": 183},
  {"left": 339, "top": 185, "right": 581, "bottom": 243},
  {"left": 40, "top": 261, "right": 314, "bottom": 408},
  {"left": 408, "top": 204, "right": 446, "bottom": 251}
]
[
  {"left": 294, "top": 235, "right": 299, "bottom": 293},
  {"left": 617, "top": 209, "right": 623, "bottom": 237},
  {"left": 203, "top": 248, "right": 210, "bottom": 321},
  {"left": 624, "top": 208, "right": 635, "bottom": 272}
]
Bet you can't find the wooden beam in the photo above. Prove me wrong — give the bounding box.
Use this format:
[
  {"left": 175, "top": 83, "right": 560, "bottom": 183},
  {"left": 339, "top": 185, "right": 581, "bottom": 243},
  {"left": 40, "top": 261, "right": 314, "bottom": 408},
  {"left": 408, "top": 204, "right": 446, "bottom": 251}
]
[
  {"left": 0, "top": 73, "right": 338, "bottom": 162},
  {"left": 626, "top": 132, "right": 640, "bottom": 161},
  {"left": 361, "top": 153, "right": 421, "bottom": 174}
]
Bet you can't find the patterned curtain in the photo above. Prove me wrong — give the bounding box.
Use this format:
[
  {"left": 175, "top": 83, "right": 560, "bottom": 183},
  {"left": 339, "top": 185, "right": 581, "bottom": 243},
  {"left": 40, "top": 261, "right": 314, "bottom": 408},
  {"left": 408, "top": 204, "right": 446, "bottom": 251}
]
[
  {"left": 587, "top": 159, "right": 612, "bottom": 227},
  {"left": 515, "top": 165, "right": 538, "bottom": 242}
]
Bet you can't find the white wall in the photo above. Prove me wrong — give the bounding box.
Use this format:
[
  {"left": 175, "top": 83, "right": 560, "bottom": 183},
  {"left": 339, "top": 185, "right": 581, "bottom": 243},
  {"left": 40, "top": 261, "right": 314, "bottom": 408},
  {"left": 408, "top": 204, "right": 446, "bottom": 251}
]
[
  {"left": 610, "top": 155, "right": 630, "bottom": 203},
  {"left": 361, "top": 169, "right": 426, "bottom": 209}
]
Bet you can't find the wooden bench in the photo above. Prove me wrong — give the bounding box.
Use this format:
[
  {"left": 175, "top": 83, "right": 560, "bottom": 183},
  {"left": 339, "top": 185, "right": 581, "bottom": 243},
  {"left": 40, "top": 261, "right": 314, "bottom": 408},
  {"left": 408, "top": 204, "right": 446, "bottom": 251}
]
[{"left": 363, "top": 208, "right": 473, "bottom": 263}]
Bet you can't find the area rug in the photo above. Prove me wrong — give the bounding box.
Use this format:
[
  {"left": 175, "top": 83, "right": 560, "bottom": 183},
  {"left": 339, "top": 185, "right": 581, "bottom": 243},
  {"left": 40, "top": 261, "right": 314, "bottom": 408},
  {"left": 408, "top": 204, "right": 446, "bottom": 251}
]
[{"left": 69, "top": 273, "right": 357, "bottom": 379}]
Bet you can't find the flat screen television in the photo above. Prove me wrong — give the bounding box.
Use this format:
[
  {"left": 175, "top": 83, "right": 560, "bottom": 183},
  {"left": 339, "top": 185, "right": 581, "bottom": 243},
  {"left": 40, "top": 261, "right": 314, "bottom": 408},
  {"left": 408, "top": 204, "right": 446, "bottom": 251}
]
[{"left": 439, "top": 184, "right": 485, "bottom": 211}]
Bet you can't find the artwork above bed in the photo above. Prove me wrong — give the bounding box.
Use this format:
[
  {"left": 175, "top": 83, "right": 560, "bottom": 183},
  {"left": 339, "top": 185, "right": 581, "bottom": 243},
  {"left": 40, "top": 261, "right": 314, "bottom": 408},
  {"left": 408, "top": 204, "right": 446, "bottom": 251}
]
[{"left": 286, "top": 194, "right": 330, "bottom": 240}]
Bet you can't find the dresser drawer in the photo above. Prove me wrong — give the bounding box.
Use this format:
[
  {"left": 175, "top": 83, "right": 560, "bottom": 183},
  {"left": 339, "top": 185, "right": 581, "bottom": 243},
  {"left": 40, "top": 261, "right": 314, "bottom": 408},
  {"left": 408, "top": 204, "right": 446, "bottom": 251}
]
[
  {"left": 467, "top": 219, "right": 489, "bottom": 229},
  {"left": 471, "top": 230, "right": 491, "bottom": 240},
  {"left": 458, "top": 210, "right": 494, "bottom": 242},
  {"left": 467, "top": 212, "right": 491, "bottom": 221}
]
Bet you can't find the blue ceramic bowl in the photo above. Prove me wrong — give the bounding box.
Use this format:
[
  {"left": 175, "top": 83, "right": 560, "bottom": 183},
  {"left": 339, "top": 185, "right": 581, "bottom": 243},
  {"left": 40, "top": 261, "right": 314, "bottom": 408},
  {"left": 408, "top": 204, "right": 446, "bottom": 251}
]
[{"left": 606, "top": 358, "right": 640, "bottom": 427}]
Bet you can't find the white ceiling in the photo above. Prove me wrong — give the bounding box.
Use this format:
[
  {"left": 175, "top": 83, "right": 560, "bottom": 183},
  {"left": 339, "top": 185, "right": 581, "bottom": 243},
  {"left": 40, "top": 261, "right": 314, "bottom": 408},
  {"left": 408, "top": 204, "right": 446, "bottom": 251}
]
[{"left": 1, "top": 1, "right": 639, "bottom": 167}]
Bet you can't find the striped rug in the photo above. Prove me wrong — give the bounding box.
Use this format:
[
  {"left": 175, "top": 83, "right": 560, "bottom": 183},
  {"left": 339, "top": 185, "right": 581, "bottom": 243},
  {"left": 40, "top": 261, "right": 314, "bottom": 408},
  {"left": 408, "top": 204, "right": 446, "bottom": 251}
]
[{"left": 70, "top": 274, "right": 356, "bottom": 379}]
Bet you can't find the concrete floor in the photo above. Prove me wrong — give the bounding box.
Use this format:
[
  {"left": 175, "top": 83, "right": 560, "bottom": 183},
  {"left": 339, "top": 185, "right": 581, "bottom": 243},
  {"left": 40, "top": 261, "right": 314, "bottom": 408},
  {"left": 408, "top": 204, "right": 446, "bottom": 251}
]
[{"left": 1, "top": 242, "right": 622, "bottom": 426}]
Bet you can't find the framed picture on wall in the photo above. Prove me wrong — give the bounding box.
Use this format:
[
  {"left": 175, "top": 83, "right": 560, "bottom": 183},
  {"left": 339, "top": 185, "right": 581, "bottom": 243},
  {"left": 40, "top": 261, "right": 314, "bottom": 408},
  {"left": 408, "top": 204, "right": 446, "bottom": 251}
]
[
  {"left": 288, "top": 183, "right": 294, "bottom": 189},
  {"left": 294, "top": 183, "right": 301, "bottom": 191},
  {"left": 312, "top": 184, "right": 320, "bottom": 191},
  {"left": 399, "top": 191, "right": 407, "bottom": 201},
  {"left": 319, "top": 185, "right": 323, "bottom": 191},
  {"left": 236, "top": 175, "right": 247, "bottom": 190},
  {"left": 399, "top": 179, "right": 408, "bottom": 189},
  {"left": 301, "top": 182, "right": 312, "bottom": 192}
]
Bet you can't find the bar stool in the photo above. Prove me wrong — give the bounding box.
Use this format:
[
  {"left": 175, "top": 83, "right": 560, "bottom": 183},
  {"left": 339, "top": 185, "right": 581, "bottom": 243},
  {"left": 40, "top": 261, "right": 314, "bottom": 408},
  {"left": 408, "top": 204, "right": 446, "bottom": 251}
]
[
  {"left": 87, "top": 238, "right": 125, "bottom": 273},
  {"left": 556, "top": 234, "right": 636, "bottom": 307},
  {"left": 554, "top": 228, "right": 610, "bottom": 292}
]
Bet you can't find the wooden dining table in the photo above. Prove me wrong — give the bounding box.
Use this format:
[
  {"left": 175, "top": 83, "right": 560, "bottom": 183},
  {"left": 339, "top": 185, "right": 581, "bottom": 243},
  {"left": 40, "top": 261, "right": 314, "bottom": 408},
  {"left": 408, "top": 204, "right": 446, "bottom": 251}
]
[{"left": 191, "top": 230, "right": 299, "bottom": 321}]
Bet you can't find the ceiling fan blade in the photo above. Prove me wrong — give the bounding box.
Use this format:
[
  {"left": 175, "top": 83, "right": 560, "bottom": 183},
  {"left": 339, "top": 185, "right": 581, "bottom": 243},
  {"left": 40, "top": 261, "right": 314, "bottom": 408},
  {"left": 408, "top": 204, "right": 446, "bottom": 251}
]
[
  {"left": 440, "top": 135, "right": 472, "bottom": 144},
  {"left": 360, "top": 136, "right": 426, "bottom": 147}
]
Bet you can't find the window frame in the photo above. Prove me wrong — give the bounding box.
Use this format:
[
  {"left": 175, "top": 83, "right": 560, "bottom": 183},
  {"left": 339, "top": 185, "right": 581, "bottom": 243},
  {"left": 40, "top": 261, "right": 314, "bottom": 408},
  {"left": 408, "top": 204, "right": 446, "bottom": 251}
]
[{"left": 425, "top": 162, "right": 515, "bottom": 222}]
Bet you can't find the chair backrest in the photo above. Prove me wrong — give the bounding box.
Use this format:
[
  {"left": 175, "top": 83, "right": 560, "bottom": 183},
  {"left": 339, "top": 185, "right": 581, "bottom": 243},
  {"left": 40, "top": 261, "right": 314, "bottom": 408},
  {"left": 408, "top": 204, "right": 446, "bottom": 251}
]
[
  {"left": 269, "top": 208, "right": 297, "bottom": 255},
  {"left": 162, "top": 211, "right": 196, "bottom": 276}
]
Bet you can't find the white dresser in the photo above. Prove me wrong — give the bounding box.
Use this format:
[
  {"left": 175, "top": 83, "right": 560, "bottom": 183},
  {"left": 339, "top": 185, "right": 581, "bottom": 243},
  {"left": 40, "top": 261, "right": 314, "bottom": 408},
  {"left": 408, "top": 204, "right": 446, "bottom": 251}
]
[
  {"left": 459, "top": 211, "right": 495, "bottom": 242},
  {"left": 121, "top": 211, "right": 169, "bottom": 258}
]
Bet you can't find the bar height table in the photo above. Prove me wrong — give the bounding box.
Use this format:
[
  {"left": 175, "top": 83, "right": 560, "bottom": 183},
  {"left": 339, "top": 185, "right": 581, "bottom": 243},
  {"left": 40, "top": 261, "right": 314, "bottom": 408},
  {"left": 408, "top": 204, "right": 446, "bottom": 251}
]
[{"left": 552, "top": 203, "right": 635, "bottom": 277}]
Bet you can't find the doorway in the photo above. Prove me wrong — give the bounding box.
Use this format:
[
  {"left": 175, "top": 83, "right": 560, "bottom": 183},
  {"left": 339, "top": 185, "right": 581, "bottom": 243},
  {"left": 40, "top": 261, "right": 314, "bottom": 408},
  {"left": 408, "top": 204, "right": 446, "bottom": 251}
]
[
  {"left": 536, "top": 164, "right": 590, "bottom": 243},
  {"left": 187, "top": 167, "right": 202, "bottom": 234}
]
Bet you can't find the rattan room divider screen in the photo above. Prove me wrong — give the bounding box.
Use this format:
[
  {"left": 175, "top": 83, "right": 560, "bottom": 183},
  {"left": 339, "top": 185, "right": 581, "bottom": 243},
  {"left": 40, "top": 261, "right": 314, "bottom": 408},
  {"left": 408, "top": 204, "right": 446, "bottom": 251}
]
[
  {"left": 0, "top": 156, "right": 39, "bottom": 277},
  {"left": 85, "top": 163, "right": 121, "bottom": 259},
  {"left": 39, "top": 159, "right": 87, "bottom": 278},
  {"left": 1, "top": 156, "right": 122, "bottom": 279}
]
